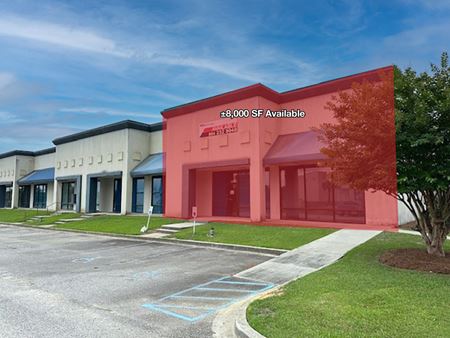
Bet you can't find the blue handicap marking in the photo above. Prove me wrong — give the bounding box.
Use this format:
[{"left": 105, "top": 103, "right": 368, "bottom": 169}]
[{"left": 142, "top": 276, "right": 274, "bottom": 322}]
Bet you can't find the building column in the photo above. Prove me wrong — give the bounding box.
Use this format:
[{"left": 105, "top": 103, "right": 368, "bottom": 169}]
[
  {"left": 196, "top": 170, "right": 212, "bottom": 217},
  {"left": 11, "top": 181, "right": 18, "bottom": 209},
  {"left": 121, "top": 174, "right": 131, "bottom": 215},
  {"left": 269, "top": 165, "right": 281, "bottom": 220},
  {"left": 53, "top": 181, "right": 59, "bottom": 211},
  {"left": 30, "top": 184, "right": 35, "bottom": 208},
  {"left": 250, "top": 161, "right": 265, "bottom": 222}
]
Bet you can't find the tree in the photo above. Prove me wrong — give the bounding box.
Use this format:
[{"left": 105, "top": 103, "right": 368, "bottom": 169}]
[
  {"left": 395, "top": 53, "right": 450, "bottom": 256},
  {"left": 319, "top": 52, "right": 450, "bottom": 256}
]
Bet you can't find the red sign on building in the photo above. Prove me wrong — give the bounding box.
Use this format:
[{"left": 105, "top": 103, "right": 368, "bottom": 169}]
[{"left": 199, "top": 119, "right": 238, "bottom": 138}]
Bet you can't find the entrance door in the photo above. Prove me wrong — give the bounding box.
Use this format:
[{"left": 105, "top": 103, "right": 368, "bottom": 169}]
[
  {"left": 212, "top": 170, "right": 250, "bottom": 217},
  {"left": 4, "top": 186, "right": 12, "bottom": 208},
  {"left": 0, "top": 186, "right": 6, "bottom": 208},
  {"left": 87, "top": 178, "right": 98, "bottom": 213},
  {"left": 113, "top": 178, "right": 122, "bottom": 213},
  {"left": 33, "top": 184, "right": 48, "bottom": 209},
  {"left": 132, "top": 178, "right": 145, "bottom": 213},
  {"left": 19, "top": 185, "right": 31, "bottom": 208},
  {"left": 152, "top": 176, "right": 163, "bottom": 214},
  {"left": 61, "top": 182, "right": 76, "bottom": 211}
]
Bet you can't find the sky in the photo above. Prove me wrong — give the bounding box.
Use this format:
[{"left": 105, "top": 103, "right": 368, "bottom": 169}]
[{"left": 0, "top": 0, "right": 449, "bottom": 153}]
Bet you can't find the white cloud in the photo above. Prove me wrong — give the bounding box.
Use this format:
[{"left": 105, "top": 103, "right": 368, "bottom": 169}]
[
  {"left": 383, "top": 23, "right": 450, "bottom": 49},
  {"left": 151, "top": 54, "right": 262, "bottom": 82},
  {"left": 60, "top": 107, "right": 161, "bottom": 119},
  {"left": 0, "top": 15, "right": 131, "bottom": 57},
  {"left": 144, "top": 88, "right": 189, "bottom": 103},
  {"left": 0, "top": 14, "right": 318, "bottom": 84},
  {"left": 0, "top": 111, "right": 23, "bottom": 123}
]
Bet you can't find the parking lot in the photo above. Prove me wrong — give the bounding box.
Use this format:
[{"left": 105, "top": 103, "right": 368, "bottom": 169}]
[{"left": 0, "top": 225, "right": 271, "bottom": 338}]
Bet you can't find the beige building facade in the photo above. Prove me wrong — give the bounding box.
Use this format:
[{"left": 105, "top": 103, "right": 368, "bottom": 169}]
[{"left": 0, "top": 120, "right": 163, "bottom": 215}]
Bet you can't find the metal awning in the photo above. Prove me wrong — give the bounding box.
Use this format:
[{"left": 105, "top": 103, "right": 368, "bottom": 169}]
[
  {"left": 0, "top": 181, "right": 13, "bottom": 186},
  {"left": 18, "top": 168, "right": 55, "bottom": 185},
  {"left": 131, "top": 153, "right": 163, "bottom": 177},
  {"left": 263, "top": 130, "right": 327, "bottom": 165}
]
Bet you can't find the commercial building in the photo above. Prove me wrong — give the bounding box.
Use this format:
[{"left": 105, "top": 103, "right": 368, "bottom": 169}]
[
  {"left": 0, "top": 67, "right": 415, "bottom": 228},
  {"left": 162, "top": 67, "right": 402, "bottom": 229},
  {"left": 0, "top": 120, "right": 163, "bottom": 215},
  {"left": 0, "top": 148, "right": 55, "bottom": 210}
]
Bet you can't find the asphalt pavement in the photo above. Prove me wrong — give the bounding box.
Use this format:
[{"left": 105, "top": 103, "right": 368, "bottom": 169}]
[{"left": 0, "top": 224, "right": 270, "bottom": 338}]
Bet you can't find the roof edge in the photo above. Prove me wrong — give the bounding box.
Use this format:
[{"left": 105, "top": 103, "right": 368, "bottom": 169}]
[
  {"left": 34, "top": 147, "right": 56, "bottom": 156},
  {"left": 161, "top": 66, "right": 393, "bottom": 118},
  {"left": 161, "top": 83, "right": 281, "bottom": 118},
  {"left": 52, "top": 120, "right": 163, "bottom": 146},
  {"left": 0, "top": 147, "right": 57, "bottom": 160},
  {"left": 0, "top": 150, "right": 34, "bottom": 159}
]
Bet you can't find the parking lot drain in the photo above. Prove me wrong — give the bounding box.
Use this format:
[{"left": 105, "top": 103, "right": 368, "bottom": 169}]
[{"left": 143, "top": 276, "right": 274, "bottom": 322}]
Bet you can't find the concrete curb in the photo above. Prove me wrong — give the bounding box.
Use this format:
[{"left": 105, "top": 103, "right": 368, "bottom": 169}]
[
  {"left": 213, "top": 286, "right": 281, "bottom": 338},
  {"left": 0, "top": 222, "right": 286, "bottom": 257},
  {"left": 234, "top": 297, "right": 267, "bottom": 338}
]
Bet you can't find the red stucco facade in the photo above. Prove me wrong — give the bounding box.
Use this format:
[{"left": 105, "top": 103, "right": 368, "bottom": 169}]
[{"left": 162, "top": 67, "right": 398, "bottom": 229}]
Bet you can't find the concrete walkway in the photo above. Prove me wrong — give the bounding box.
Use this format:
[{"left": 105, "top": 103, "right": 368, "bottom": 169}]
[
  {"left": 236, "top": 229, "right": 381, "bottom": 285},
  {"left": 144, "top": 221, "right": 206, "bottom": 238},
  {"left": 213, "top": 229, "right": 381, "bottom": 337}
]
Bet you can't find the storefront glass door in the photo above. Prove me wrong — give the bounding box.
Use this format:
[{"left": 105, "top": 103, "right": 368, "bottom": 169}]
[
  {"left": 19, "top": 185, "right": 31, "bottom": 208},
  {"left": 33, "top": 184, "right": 47, "bottom": 209},
  {"left": 212, "top": 170, "right": 250, "bottom": 217},
  {"left": 113, "top": 178, "right": 122, "bottom": 213},
  {"left": 152, "top": 176, "right": 163, "bottom": 214},
  {"left": 61, "top": 182, "right": 76, "bottom": 210},
  {"left": 132, "top": 178, "right": 145, "bottom": 213}
]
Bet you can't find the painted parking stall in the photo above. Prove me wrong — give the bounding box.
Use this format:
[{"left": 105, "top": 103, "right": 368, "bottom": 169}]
[{"left": 143, "top": 276, "right": 274, "bottom": 322}]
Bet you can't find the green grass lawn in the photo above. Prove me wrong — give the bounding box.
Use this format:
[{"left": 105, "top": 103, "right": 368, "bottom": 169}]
[
  {"left": 26, "top": 212, "right": 81, "bottom": 225},
  {"left": 0, "top": 209, "right": 50, "bottom": 223},
  {"left": 55, "top": 215, "right": 183, "bottom": 235},
  {"left": 247, "top": 232, "right": 450, "bottom": 338},
  {"left": 172, "top": 223, "right": 335, "bottom": 250}
]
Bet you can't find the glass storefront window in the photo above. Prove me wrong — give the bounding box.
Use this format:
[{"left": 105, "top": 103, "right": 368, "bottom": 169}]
[
  {"left": 33, "top": 184, "right": 47, "bottom": 209},
  {"left": 280, "top": 166, "right": 365, "bottom": 224}
]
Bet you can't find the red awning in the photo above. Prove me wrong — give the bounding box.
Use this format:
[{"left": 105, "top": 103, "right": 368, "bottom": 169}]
[{"left": 263, "top": 130, "right": 327, "bottom": 165}]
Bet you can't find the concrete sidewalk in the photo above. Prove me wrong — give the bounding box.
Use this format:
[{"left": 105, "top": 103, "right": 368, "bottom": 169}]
[
  {"left": 213, "top": 229, "right": 381, "bottom": 337},
  {"left": 236, "top": 229, "right": 381, "bottom": 284}
]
